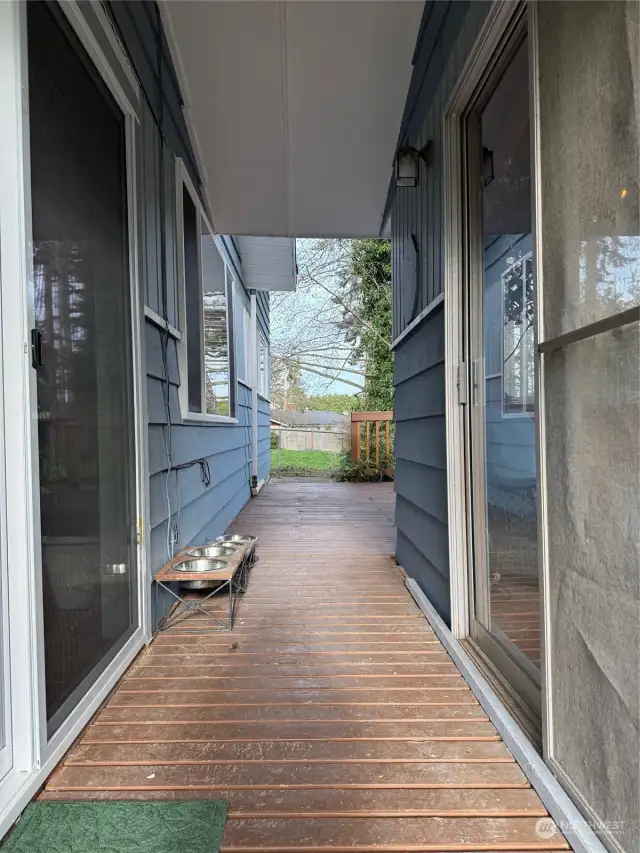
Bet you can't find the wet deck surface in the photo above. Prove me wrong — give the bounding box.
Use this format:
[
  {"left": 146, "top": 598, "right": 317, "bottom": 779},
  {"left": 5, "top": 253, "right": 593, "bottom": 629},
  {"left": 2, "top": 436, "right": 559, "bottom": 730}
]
[{"left": 41, "top": 481, "right": 567, "bottom": 852}]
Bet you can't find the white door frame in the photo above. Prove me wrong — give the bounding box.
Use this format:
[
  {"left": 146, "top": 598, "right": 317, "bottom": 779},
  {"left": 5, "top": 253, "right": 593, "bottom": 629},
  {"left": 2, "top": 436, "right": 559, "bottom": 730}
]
[
  {"left": 443, "top": 0, "right": 525, "bottom": 639},
  {"left": 0, "top": 0, "right": 151, "bottom": 838}
]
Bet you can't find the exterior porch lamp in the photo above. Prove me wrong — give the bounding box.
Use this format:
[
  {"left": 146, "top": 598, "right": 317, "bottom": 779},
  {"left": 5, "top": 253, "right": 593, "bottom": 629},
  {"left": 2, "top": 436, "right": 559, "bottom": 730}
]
[{"left": 395, "top": 141, "right": 433, "bottom": 187}]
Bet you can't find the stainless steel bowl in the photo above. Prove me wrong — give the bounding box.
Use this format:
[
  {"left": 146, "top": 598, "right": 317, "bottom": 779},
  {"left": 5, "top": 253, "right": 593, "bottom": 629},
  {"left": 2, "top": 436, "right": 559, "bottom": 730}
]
[
  {"left": 173, "top": 557, "right": 228, "bottom": 573},
  {"left": 184, "top": 544, "right": 238, "bottom": 559},
  {"left": 173, "top": 556, "right": 228, "bottom": 590},
  {"left": 215, "top": 534, "right": 258, "bottom": 546}
]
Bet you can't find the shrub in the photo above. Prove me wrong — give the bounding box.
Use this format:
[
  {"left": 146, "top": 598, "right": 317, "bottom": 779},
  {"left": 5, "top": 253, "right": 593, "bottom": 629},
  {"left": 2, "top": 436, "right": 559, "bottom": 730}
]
[{"left": 331, "top": 450, "right": 394, "bottom": 483}]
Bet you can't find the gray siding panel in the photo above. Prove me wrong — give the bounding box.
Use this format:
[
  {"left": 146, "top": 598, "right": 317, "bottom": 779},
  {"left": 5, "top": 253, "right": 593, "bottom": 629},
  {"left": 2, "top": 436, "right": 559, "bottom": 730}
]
[
  {"left": 395, "top": 459, "right": 447, "bottom": 527},
  {"left": 395, "top": 495, "right": 449, "bottom": 578},
  {"left": 393, "top": 308, "right": 449, "bottom": 622},
  {"left": 396, "top": 530, "right": 450, "bottom": 622}
]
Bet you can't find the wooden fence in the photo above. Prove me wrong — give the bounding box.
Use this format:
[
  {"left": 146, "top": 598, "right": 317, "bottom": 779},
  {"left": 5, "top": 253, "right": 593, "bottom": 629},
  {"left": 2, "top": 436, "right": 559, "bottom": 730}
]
[{"left": 351, "top": 411, "right": 394, "bottom": 473}]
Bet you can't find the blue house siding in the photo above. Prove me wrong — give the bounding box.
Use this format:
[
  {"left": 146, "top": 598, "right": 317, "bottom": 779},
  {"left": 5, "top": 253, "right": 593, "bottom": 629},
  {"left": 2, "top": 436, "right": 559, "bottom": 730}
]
[
  {"left": 105, "top": 0, "right": 201, "bottom": 188},
  {"left": 147, "top": 321, "right": 257, "bottom": 623},
  {"left": 391, "top": 1, "right": 491, "bottom": 625},
  {"left": 393, "top": 304, "right": 449, "bottom": 622},
  {"left": 109, "top": 4, "right": 271, "bottom": 625}
]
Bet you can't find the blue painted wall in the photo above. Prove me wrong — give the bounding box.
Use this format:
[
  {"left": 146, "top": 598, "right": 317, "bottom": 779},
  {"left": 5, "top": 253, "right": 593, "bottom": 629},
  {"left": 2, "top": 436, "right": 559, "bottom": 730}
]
[
  {"left": 390, "top": 1, "right": 491, "bottom": 625},
  {"left": 109, "top": 1, "right": 270, "bottom": 623}
]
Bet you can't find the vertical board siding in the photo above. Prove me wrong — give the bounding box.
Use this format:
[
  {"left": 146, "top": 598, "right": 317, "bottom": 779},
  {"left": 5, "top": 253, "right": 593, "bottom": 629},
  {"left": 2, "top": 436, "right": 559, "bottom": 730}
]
[
  {"left": 391, "top": 3, "right": 491, "bottom": 624},
  {"left": 256, "top": 291, "right": 270, "bottom": 341}
]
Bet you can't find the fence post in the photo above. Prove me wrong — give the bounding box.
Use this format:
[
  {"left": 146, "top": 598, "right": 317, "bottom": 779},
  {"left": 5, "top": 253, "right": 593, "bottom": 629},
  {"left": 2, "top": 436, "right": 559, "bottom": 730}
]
[
  {"left": 350, "top": 416, "right": 360, "bottom": 463},
  {"left": 278, "top": 428, "right": 282, "bottom": 467}
]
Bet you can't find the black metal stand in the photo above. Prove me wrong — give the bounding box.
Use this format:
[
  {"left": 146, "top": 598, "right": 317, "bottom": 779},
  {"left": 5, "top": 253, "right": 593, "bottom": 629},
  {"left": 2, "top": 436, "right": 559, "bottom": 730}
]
[{"left": 156, "top": 548, "right": 255, "bottom": 633}]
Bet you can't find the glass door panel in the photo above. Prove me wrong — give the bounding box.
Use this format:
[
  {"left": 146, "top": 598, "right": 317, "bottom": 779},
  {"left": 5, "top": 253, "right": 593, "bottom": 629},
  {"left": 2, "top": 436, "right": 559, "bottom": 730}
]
[
  {"left": 465, "top": 32, "right": 541, "bottom": 710},
  {"left": 27, "top": 1, "right": 137, "bottom": 736}
]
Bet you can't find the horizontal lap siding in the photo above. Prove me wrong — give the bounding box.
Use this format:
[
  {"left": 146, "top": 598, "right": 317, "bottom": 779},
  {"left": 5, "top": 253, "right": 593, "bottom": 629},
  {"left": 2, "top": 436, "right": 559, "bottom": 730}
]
[
  {"left": 110, "top": 0, "right": 270, "bottom": 626},
  {"left": 147, "top": 327, "right": 252, "bottom": 623},
  {"left": 393, "top": 305, "right": 449, "bottom": 622},
  {"left": 391, "top": 2, "right": 491, "bottom": 625}
]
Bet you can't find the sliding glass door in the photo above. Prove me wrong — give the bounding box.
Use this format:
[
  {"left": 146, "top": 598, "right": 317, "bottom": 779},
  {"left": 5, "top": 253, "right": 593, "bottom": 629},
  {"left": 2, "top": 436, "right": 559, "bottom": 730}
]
[
  {"left": 27, "top": 1, "right": 138, "bottom": 736},
  {"left": 463, "top": 20, "right": 541, "bottom": 715}
]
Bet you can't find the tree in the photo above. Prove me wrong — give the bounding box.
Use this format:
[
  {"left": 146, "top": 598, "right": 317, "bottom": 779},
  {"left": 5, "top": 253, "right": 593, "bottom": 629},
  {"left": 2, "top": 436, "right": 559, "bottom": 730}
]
[
  {"left": 270, "top": 238, "right": 393, "bottom": 411},
  {"left": 304, "top": 393, "right": 362, "bottom": 413},
  {"left": 341, "top": 239, "right": 393, "bottom": 411}
]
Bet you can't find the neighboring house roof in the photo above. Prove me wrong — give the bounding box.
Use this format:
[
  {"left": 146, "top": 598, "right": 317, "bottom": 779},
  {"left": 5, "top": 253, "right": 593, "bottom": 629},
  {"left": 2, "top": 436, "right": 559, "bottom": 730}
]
[{"left": 270, "top": 409, "right": 349, "bottom": 427}]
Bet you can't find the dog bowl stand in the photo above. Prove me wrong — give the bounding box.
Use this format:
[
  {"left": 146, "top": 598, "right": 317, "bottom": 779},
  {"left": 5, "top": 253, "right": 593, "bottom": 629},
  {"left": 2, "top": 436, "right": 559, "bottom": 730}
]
[{"left": 154, "top": 543, "right": 253, "bottom": 632}]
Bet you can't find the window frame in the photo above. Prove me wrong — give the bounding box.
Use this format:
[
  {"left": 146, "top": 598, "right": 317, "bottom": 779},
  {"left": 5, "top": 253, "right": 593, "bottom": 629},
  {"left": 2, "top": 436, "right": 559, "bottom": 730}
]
[
  {"left": 501, "top": 251, "right": 535, "bottom": 418},
  {"left": 234, "top": 279, "right": 252, "bottom": 388},
  {"left": 175, "top": 160, "right": 237, "bottom": 424}
]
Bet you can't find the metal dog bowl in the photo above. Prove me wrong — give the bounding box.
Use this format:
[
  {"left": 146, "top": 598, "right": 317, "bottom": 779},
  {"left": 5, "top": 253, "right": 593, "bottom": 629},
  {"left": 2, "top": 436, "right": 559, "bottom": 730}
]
[
  {"left": 185, "top": 544, "right": 238, "bottom": 559},
  {"left": 216, "top": 534, "right": 258, "bottom": 546},
  {"left": 173, "top": 556, "right": 228, "bottom": 590}
]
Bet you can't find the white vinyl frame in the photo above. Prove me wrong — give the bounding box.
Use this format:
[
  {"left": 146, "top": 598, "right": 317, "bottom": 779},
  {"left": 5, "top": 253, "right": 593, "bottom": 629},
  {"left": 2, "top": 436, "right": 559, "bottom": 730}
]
[
  {"left": 174, "top": 158, "right": 238, "bottom": 425},
  {"left": 0, "top": 0, "right": 151, "bottom": 839},
  {"left": 527, "top": 0, "right": 557, "bottom": 778},
  {"left": 442, "top": 0, "right": 526, "bottom": 639}
]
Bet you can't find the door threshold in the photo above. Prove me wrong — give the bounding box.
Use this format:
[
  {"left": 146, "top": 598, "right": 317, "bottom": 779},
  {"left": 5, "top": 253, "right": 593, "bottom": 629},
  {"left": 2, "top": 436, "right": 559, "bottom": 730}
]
[{"left": 461, "top": 637, "right": 541, "bottom": 750}]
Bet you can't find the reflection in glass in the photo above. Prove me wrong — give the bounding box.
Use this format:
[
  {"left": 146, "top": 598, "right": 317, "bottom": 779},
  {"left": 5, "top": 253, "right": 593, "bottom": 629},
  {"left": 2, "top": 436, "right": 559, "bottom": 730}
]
[
  {"left": 479, "top": 38, "right": 540, "bottom": 674},
  {"left": 201, "top": 228, "right": 231, "bottom": 416},
  {"left": 28, "top": 1, "right": 136, "bottom": 734}
]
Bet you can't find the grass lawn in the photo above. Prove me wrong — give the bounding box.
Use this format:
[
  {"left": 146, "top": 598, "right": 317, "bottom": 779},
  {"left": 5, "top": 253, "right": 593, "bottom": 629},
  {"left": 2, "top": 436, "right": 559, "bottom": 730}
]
[{"left": 271, "top": 448, "right": 341, "bottom": 473}]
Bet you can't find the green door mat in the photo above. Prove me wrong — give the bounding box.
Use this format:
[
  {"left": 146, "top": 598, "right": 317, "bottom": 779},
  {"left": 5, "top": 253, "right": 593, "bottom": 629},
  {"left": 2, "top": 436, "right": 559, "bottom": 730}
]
[{"left": 3, "top": 801, "right": 228, "bottom": 853}]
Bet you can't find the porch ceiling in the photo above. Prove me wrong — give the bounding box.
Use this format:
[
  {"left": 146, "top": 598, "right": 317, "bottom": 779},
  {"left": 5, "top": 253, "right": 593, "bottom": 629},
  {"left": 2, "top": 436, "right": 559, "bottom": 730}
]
[{"left": 161, "top": 1, "right": 423, "bottom": 238}]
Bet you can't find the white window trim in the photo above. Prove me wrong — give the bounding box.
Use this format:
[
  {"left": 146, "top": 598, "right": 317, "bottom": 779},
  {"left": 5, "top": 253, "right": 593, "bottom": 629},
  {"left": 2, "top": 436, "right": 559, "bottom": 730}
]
[
  {"left": 501, "top": 252, "right": 535, "bottom": 419},
  {"left": 234, "top": 280, "right": 252, "bottom": 387},
  {"left": 175, "top": 159, "right": 237, "bottom": 424}
]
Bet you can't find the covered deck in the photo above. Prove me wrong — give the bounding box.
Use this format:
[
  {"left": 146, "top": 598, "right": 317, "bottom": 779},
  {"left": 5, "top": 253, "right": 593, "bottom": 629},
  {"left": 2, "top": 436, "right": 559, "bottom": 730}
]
[{"left": 41, "top": 481, "right": 567, "bottom": 852}]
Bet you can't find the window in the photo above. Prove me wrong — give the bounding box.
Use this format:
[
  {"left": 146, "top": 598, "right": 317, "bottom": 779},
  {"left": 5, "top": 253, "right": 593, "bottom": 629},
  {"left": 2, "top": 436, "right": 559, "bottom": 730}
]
[
  {"left": 177, "top": 165, "right": 235, "bottom": 420},
  {"left": 502, "top": 253, "right": 534, "bottom": 415},
  {"left": 258, "top": 334, "right": 269, "bottom": 397}
]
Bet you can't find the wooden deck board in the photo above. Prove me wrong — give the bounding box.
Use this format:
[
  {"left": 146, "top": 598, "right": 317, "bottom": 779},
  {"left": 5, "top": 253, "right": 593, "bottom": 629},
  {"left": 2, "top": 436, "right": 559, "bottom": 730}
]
[{"left": 41, "top": 481, "right": 567, "bottom": 851}]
